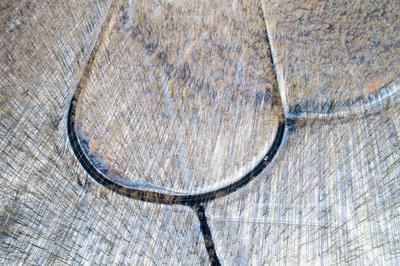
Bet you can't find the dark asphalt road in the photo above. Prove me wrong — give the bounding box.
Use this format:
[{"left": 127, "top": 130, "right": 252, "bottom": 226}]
[{"left": 67, "top": 93, "right": 286, "bottom": 205}]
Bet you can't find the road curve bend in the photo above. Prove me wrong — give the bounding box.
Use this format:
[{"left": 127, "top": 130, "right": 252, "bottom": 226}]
[{"left": 67, "top": 90, "right": 286, "bottom": 205}]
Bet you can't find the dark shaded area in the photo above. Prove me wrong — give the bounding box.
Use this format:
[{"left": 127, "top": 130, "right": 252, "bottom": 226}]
[
  {"left": 78, "top": 135, "right": 108, "bottom": 175},
  {"left": 192, "top": 205, "right": 221, "bottom": 266}
]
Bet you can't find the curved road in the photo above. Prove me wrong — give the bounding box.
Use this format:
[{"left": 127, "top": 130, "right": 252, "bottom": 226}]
[{"left": 67, "top": 92, "right": 286, "bottom": 205}]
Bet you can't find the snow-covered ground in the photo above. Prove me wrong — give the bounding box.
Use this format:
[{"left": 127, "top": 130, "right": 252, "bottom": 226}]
[{"left": 1, "top": 0, "right": 399, "bottom": 265}]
